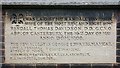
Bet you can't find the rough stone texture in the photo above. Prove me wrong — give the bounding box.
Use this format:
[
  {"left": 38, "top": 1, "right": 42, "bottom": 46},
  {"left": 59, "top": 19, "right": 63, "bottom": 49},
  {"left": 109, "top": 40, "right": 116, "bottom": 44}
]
[{"left": 1, "top": 0, "right": 120, "bottom": 5}]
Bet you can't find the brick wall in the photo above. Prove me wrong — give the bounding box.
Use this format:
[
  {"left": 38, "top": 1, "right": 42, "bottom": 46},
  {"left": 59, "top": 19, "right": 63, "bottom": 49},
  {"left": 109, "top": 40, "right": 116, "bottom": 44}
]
[{"left": 0, "top": 5, "right": 120, "bottom": 68}]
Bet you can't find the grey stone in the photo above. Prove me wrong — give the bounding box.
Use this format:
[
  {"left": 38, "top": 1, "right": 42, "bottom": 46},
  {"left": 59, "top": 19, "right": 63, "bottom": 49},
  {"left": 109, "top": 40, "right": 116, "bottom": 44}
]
[{"left": 1, "top": 0, "right": 120, "bottom": 5}]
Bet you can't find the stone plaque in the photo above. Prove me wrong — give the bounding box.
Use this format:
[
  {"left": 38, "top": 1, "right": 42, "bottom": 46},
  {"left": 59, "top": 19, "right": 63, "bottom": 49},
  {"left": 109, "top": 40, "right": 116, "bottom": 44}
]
[{"left": 4, "top": 9, "right": 116, "bottom": 63}]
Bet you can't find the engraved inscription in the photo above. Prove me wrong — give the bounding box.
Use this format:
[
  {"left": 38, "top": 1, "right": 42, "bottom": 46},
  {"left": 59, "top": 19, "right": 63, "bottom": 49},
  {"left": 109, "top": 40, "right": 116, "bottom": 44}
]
[{"left": 5, "top": 10, "right": 116, "bottom": 63}]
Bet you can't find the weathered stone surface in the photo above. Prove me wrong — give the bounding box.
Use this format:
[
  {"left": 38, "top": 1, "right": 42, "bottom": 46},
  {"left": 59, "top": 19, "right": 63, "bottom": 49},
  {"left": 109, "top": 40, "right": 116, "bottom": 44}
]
[{"left": 1, "top": 0, "right": 120, "bottom": 5}]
